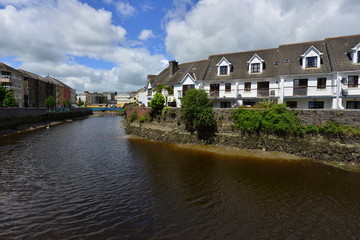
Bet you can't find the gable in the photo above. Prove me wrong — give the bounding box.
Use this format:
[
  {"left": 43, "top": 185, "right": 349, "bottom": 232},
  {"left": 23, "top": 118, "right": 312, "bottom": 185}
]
[{"left": 181, "top": 73, "right": 196, "bottom": 85}]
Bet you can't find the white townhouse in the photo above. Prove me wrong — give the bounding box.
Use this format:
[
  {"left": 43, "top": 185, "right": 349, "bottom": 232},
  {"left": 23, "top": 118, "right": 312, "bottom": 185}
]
[{"left": 142, "top": 34, "right": 360, "bottom": 109}]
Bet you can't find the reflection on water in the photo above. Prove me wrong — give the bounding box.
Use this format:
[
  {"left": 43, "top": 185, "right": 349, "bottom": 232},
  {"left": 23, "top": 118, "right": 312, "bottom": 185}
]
[{"left": 0, "top": 116, "right": 360, "bottom": 239}]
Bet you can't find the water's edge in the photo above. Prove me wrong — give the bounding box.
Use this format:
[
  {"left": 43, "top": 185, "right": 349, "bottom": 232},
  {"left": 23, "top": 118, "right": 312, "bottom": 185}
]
[{"left": 125, "top": 121, "right": 360, "bottom": 172}]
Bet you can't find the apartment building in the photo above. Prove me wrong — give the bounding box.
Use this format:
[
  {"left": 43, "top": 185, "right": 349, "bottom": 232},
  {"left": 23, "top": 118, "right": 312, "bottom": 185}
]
[
  {"left": 0, "top": 63, "right": 24, "bottom": 108},
  {"left": 142, "top": 34, "right": 360, "bottom": 109}
]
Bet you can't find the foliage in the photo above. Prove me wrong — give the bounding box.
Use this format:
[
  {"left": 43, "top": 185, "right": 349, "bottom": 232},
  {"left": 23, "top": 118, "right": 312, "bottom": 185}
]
[
  {"left": 149, "top": 92, "right": 165, "bottom": 115},
  {"left": 155, "top": 84, "right": 164, "bottom": 93},
  {"left": 232, "top": 104, "right": 300, "bottom": 134},
  {"left": 77, "top": 98, "right": 85, "bottom": 107},
  {"left": 64, "top": 99, "right": 71, "bottom": 107},
  {"left": 45, "top": 96, "right": 56, "bottom": 110},
  {"left": 138, "top": 113, "right": 151, "bottom": 123},
  {"left": 129, "top": 110, "right": 138, "bottom": 123},
  {"left": 162, "top": 106, "right": 169, "bottom": 117},
  {"left": 3, "top": 90, "right": 18, "bottom": 107},
  {"left": 181, "top": 89, "right": 216, "bottom": 141},
  {"left": 254, "top": 99, "right": 277, "bottom": 109},
  {"left": 0, "top": 83, "right": 7, "bottom": 106}
]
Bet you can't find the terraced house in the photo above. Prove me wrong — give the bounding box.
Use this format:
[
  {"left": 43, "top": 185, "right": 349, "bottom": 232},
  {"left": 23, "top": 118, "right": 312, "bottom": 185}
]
[{"left": 141, "top": 34, "right": 360, "bottom": 109}]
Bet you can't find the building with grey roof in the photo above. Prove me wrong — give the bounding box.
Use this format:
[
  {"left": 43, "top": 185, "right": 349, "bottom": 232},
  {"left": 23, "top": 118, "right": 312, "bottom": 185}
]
[{"left": 142, "top": 34, "right": 360, "bottom": 109}]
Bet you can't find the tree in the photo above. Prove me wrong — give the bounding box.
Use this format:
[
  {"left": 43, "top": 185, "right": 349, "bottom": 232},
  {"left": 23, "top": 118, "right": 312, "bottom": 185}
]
[
  {"left": 149, "top": 92, "right": 165, "bottom": 115},
  {"left": 3, "top": 90, "right": 18, "bottom": 107},
  {"left": 77, "top": 98, "right": 84, "bottom": 107},
  {"left": 45, "top": 96, "right": 56, "bottom": 111},
  {"left": 0, "top": 83, "right": 6, "bottom": 106},
  {"left": 181, "top": 89, "right": 216, "bottom": 142},
  {"left": 64, "top": 99, "right": 71, "bottom": 107}
]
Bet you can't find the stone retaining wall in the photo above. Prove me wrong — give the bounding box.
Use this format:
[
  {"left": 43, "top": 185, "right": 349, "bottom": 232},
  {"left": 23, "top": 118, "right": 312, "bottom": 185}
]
[
  {"left": 125, "top": 107, "right": 360, "bottom": 163},
  {"left": 0, "top": 108, "right": 93, "bottom": 136}
]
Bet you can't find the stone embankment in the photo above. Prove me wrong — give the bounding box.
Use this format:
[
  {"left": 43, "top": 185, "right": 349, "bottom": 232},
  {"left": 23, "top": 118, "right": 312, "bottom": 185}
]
[
  {"left": 0, "top": 108, "right": 92, "bottom": 136},
  {"left": 125, "top": 108, "right": 360, "bottom": 163}
]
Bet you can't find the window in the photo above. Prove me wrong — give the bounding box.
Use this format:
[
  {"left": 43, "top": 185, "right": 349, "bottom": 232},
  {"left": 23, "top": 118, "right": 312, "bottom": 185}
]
[
  {"left": 220, "top": 102, "right": 231, "bottom": 108},
  {"left": 348, "top": 76, "right": 359, "bottom": 88},
  {"left": 219, "top": 66, "right": 228, "bottom": 75},
  {"left": 346, "top": 101, "right": 360, "bottom": 109},
  {"left": 306, "top": 56, "right": 317, "bottom": 68},
  {"left": 286, "top": 101, "right": 297, "bottom": 109},
  {"left": 244, "top": 82, "right": 251, "bottom": 91},
  {"left": 317, "top": 78, "right": 326, "bottom": 89},
  {"left": 243, "top": 101, "right": 255, "bottom": 107},
  {"left": 147, "top": 88, "right": 152, "bottom": 96},
  {"left": 358, "top": 51, "right": 360, "bottom": 63},
  {"left": 251, "top": 63, "right": 260, "bottom": 73},
  {"left": 225, "top": 83, "right": 231, "bottom": 92},
  {"left": 308, "top": 101, "right": 324, "bottom": 109}
]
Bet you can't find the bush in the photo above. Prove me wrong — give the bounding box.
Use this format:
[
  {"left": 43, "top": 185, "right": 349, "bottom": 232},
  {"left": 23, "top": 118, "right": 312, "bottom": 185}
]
[
  {"left": 149, "top": 93, "right": 165, "bottom": 115},
  {"left": 181, "top": 89, "right": 216, "bottom": 141},
  {"left": 232, "top": 104, "right": 300, "bottom": 134},
  {"left": 138, "top": 113, "right": 151, "bottom": 123}
]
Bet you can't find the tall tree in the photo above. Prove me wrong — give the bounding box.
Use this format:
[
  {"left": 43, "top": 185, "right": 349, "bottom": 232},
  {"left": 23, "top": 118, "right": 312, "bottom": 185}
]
[{"left": 3, "top": 90, "right": 18, "bottom": 107}]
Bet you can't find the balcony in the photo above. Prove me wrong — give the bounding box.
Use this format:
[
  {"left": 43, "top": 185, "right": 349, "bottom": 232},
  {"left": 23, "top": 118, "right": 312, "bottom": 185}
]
[{"left": 293, "top": 87, "right": 308, "bottom": 97}]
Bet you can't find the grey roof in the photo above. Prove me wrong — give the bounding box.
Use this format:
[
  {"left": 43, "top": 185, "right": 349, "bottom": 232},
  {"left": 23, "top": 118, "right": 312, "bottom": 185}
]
[
  {"left": 150, "top": 34, "right": 360, "bottom": 84},
  {"left": 18, "top": 69, "right": 49, "bottom": 83},
  {"left": 0, "top": 62, "right": 23, "bottom": 75},
  {"left": 204, "top": 48, "right": 280, "bottom": 81},
  {"left": 152, "top": 60, "right": 209, "bottom": 86},
  {"left": 278, "top": 40, "right": 332, "bottom": 76},
  {"left": 325, "top": 34, "right": 360, "bottom": 72}
]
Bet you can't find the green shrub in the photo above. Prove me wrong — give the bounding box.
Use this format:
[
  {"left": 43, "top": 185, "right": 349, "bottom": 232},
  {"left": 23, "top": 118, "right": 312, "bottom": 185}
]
[
  {"left": 149, "top": 92, "right": 165, "bottom": 115},
  {"left": 232, "top": 104, "right": 301, "bottom": 134},
  {"left": 129, "top": 110, "right": 138, "bottom": 122},
  {"left": 138, "top": 113, "right": 151, "bottom": 123}
]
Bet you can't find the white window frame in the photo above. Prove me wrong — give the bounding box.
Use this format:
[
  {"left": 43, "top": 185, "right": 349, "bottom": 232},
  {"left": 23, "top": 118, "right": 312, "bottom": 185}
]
[
  {"left": 247, "top": 54, "right": 265, "bottom": 74},
  {"left": 216, "top": 57, "right": 231, "bottom": 76},
  {"left": 301, "top": 46, "right": 323, "bottom": 69},
  {"left": 351, "top": 43, "right": 360, "bottom": 64}
]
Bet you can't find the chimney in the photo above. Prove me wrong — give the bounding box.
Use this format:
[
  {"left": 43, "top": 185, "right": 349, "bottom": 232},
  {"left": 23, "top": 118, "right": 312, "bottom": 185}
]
[{"left": 169, "top": 60, "right": 179, "bottom": 76}]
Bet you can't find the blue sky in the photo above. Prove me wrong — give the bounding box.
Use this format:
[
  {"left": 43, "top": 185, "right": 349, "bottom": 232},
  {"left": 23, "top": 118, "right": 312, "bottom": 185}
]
[{"left": 0, "top": 0, "right": 359, "bottom": 93}]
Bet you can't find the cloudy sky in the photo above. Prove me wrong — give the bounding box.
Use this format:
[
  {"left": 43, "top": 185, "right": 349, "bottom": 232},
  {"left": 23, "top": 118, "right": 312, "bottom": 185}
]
[{"left": 0, "top": 0, "right": 359, "bottom": 93}]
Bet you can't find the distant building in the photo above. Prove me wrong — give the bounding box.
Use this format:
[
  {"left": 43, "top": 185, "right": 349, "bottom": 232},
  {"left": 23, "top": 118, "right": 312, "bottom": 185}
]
[
  {"left": 0, "top": 63, "right": 24, "bottom": 108},
  {"left": 116, "top": 92, "right": 130, "bottom": 107},
  {"left": 18, "top": 69, "right": 56, "bottom": 108}
]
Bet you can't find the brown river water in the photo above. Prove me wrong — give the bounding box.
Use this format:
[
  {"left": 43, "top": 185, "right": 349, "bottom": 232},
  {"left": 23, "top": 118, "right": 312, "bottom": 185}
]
[{"left": 0, "top": 115, "right": 359, "bottom": 239}]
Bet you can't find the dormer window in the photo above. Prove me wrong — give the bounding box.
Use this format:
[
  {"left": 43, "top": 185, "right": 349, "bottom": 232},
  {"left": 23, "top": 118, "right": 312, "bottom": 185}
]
[
  {"left": 350, "top": 43, "right": 360, "bottom": 64},
  {"left": 306, "top": 56, "right": 317, "bottom": 68},
  {"left": 251, "top": 63, "right": 260, "bottom": 73},
  {"left": 216, "top": 57, "right": 232, "bottom": 76},
  {"left": 301, "top": 46, "right": 323, "bottom": 69},
  {"left": 247, "top": 54, "right": 265, "bottom": 74},
  {"left": 220, "top": 66, "right": 228, "bottom": 75}
]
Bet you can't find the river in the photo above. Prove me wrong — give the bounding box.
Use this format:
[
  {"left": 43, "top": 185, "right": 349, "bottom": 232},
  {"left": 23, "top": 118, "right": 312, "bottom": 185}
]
[{"left": 0, "top": 115, "right": 360, "bottom": 239}]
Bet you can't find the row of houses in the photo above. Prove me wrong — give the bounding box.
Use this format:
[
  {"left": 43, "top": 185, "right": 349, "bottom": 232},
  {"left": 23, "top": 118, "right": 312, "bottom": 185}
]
[
  {"left": 0, "top": 62, "right": 75, "bottom": 108},
  {"left": 138, "top": 34, "right": 360, "bottom": 109}
]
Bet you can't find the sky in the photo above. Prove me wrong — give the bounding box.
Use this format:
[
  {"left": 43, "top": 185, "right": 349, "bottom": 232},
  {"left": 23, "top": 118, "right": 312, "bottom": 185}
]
[{"left": 0, "top": 0, "right": 359, "bottom": 93}]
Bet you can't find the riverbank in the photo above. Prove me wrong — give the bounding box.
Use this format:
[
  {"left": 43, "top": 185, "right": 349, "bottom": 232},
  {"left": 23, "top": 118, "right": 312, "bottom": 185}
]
[
  {"left": 125, "top": 107, "right": 360, "bottom": 165},
  {"left": 0, "top": 108, "right": 92, "bottom": 136}
]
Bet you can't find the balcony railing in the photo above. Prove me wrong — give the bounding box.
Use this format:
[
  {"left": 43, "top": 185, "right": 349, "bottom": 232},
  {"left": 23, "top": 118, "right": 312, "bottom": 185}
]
[
  {"left": 293, "top": 87, "right": 308, "bottom": 96},
  {"left": 257, "top": 89, "right": 270, "bottom": 98}
]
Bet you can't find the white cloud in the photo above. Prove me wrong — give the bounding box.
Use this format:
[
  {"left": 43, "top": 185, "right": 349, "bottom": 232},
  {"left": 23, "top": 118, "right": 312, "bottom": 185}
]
[
  {"left": 165, "top": 0, "right": 360, "bottom": 62},
  {"left": 115, "top": 1, "right": 136, "bottom": 18},
  {"left": 138, "top": 29, "right": 155, "bottom": 41},
  {"left": 0, "top": 0, "right": 166, "bottom": 93}
]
